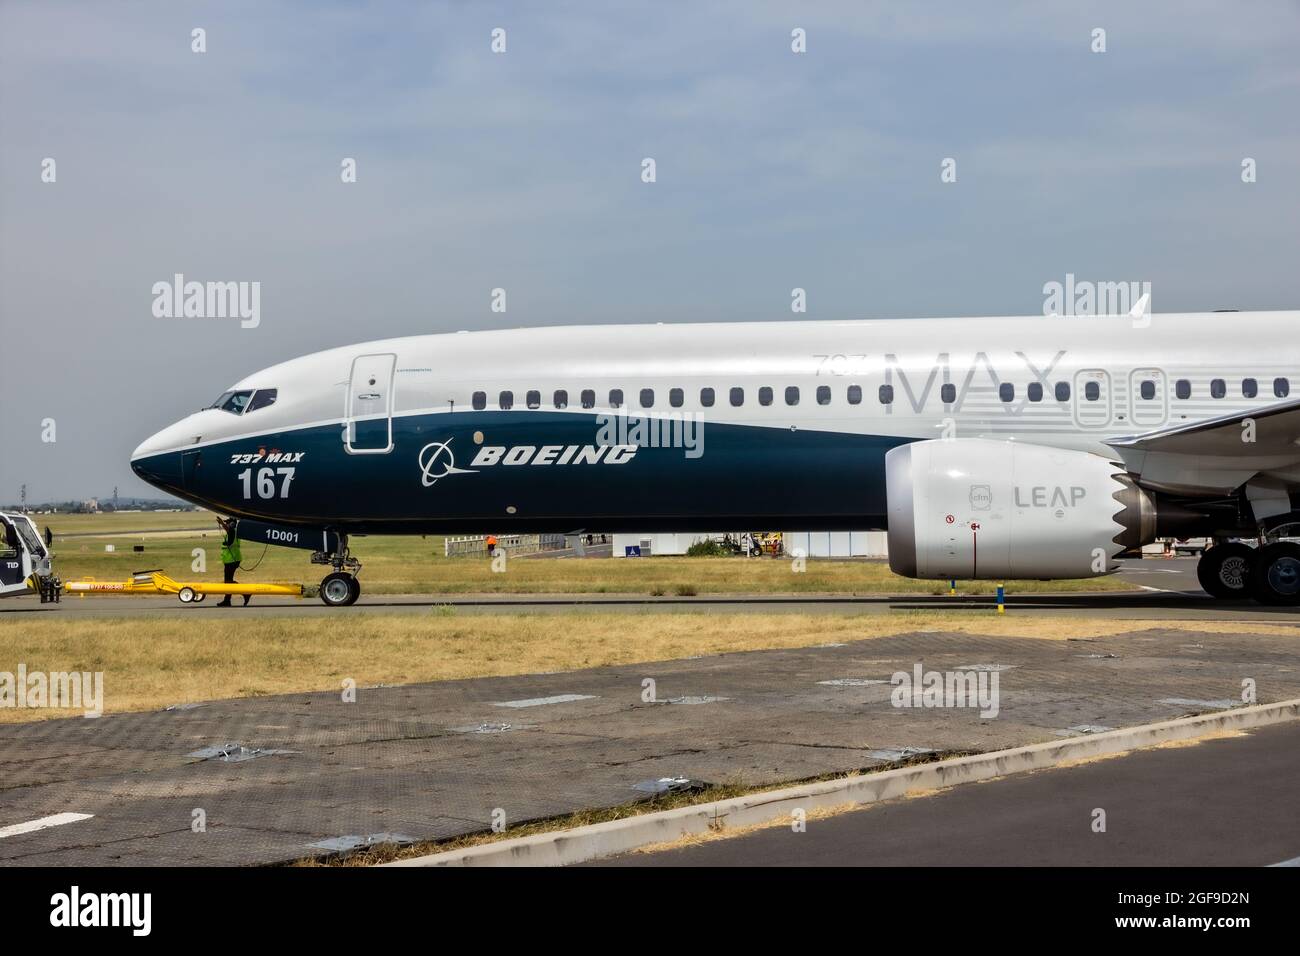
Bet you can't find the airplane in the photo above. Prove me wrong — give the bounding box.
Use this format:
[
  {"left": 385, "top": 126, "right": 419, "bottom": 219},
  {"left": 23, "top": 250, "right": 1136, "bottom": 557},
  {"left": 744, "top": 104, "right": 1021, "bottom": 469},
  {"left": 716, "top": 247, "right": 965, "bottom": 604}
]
[{"left": 130, "top": 307, "right": 1300, "bottom": 607}]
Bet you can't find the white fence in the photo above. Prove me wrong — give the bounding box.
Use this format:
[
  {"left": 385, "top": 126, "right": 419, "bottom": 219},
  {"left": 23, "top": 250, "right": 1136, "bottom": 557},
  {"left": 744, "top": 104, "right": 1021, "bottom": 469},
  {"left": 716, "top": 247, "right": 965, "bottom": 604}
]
[{"left": 443, "top": 534, "right": 567, "bottom": 558}]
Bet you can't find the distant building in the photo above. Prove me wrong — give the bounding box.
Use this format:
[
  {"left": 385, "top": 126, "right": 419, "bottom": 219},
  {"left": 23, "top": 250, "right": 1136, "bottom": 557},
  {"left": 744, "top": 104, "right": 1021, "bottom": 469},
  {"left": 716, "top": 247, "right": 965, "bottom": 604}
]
[
  {"left": 783, "top": 531, "right": 888, "bottom": 559},
  {"left": 612, "top": 532, "right": 715, "bottom": 557},
  {"left": 612, "top": 531, "right": 889, "bottom": 558}
]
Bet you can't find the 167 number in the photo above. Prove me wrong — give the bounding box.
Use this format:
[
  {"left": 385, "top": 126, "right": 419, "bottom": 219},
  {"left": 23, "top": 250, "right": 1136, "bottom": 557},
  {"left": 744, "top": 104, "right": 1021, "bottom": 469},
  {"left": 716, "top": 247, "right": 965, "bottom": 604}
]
[{"left": 237, "top": 467, "right": 295, "bottom": 499}]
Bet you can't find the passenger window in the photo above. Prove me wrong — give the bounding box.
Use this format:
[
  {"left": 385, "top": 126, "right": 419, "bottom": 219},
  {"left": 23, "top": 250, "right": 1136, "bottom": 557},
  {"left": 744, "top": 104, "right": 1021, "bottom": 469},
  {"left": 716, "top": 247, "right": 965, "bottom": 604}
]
[
  {"left": 1085, "top": 382, "right": 1100, "bottom": 401},
  {"left": 554, "top": 389, "right": 568, "bottom": 409},
  {"left": 609, "top": 389, "right": 623, "bottom": 409},
  {"left": 472, "top": 391, "right": 487, "bottom": 411},
  {"left": 247, "top": 389, "right": 278, "bottom": 413},
  {"left": 1140, "top": 380, "right": 1155, "bottom": 401},
  {"left": 640, "top": 388, "right": 654, "bottom": 408},
  {"left": 669, "top": 388, "right": 684, "bottom": 408},
  {"left": 1242, "top": 378, "right": 1258, "bottom": 398},
  {"left": 1175, "top": 380, "right": 1191, "bottom": 400},
  {"left": 785, "top": 386, "right": 800, "bottom": 406},
  {"left": 499, "top": 390, "right": 514, "bottom": 410},
  {"left": 1027, "top": 382, "right": 1043, "bottom": 402},
  {"left": 941, "top": 383, "right": 957, "bottom": 404},
  {"left": 847, "top": 385, "right": 862, "bottom": 405},
  {"left": 526, "top": 390, "right": 541, "bottom": 409},
  {"left": 816, "top": 385, "right": 831, "bottom": 405},
  {"left": 999, "top": 383, "right": 1014, "bottom": 402},
  {"left": 879, "top": 384, "right": 894, "bottom": 405},
  {"left": 1275, "top": 377, "right": 1290, "bottom": 398},
  {"left": 581, "top": 389, "right": 595, "bottom": 409},
  {"left": 1210, "top": 378, "right": 1226, "bottom": 399},
  {"left": 729, "top": 387, "right": 744, "bottom": 407},
  {"left": 758, "top": 386, "right": 773, "bottom": 406},
  {"left": 701, "top": 388, "right": 715, "bottom": 408},
  {"left": 1054, "top": 382, "right": 1070, "bottom": 402}
]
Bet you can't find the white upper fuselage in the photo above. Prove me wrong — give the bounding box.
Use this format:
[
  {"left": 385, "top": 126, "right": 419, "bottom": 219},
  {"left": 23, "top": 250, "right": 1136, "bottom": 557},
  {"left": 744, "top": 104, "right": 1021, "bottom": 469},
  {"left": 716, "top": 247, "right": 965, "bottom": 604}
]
[{"left": 134, "top": 310, "right": 1300, "bottom": 471}]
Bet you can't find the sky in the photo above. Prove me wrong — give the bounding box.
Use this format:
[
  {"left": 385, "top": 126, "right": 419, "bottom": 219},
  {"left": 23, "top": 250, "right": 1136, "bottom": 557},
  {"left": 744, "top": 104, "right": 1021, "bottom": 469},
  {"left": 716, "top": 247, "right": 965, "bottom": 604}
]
[{"left": 2, "top": 0, "right": 1298, "bottom": 502}]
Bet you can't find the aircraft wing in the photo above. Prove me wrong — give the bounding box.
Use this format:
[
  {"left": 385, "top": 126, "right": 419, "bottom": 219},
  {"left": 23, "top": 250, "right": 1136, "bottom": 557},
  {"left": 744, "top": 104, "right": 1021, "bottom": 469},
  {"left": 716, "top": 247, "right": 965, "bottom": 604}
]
[{"left": 1107, "top": 396, "right": 1300, "bottom": 496}]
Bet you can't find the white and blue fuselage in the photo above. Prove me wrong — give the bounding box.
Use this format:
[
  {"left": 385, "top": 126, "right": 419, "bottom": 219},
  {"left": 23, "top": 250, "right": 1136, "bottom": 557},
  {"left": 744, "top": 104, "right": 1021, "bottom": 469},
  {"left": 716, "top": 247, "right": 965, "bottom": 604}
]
[{"left": 131, "top": 311, "right": 1300, "bottom": 537}]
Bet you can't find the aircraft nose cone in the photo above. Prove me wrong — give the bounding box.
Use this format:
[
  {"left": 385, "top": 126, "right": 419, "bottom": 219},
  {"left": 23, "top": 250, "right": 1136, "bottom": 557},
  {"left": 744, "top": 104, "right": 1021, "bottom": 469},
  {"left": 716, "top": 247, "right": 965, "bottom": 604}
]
[
  {"left": 131, "top": 449, "right": 182, "bottom": 490},
  {"left": 131, "top": 430, "right": 185, "bottom": 490}
]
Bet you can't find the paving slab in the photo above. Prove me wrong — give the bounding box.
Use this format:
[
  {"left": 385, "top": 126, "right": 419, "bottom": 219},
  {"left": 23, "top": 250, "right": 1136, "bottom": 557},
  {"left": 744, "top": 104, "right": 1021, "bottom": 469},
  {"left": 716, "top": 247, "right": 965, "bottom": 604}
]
[{"left": 1, "top": 626, "right": 1298, "bottom": 866}]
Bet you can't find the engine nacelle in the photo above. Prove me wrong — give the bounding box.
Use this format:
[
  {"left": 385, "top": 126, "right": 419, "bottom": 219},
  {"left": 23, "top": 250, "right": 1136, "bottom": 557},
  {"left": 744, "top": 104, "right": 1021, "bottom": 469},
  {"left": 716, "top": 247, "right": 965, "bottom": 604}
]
[{"left": 886, "top": 439, "right": 1155, "bottom": 580}]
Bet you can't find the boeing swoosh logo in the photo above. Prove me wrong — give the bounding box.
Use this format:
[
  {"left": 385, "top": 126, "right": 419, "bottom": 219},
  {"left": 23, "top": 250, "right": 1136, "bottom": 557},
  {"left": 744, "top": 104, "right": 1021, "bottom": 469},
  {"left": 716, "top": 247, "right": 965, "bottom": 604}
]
[{"left": 418, "top": 439, "right": 477, "bottom": 487}]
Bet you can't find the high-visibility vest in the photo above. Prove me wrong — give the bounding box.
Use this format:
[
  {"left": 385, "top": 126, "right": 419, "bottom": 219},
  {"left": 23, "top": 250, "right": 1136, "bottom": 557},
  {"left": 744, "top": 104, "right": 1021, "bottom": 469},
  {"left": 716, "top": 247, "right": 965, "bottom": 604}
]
[{"left": 221, "top": 537, "right": 242, "bottom": 564}]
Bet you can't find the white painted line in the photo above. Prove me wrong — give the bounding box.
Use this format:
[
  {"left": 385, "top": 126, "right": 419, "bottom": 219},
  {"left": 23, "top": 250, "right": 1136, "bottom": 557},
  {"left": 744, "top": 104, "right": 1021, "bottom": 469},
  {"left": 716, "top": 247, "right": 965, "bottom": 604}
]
[
  {"left": 662, "top": 696, "right": 730, "bottom": 705},
  {"left": 0, "top": 812, "right": 94, "bottom": 839},
  {"left": 493, "top": 693, "right": 596, "bottom": 709},
  {"left": 1270, "top": 855, "right": 1300, "bottom": 867},
  {"left": 1159, "top": 697, "right": 1236, "bottom": 709},
  {"left": 817, "top": 679, "right": 888, "bottom": 687}
]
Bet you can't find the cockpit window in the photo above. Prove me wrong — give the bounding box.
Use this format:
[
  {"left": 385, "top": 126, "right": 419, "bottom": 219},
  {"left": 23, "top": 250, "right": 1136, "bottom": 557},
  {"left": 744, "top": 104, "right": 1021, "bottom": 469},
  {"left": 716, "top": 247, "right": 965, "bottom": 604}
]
[
  {"left": 247, "top": 389, "right": 278, "bottom": 413},
  {"left": 210, "top": 390, "right": 254, "bottom": 414}
]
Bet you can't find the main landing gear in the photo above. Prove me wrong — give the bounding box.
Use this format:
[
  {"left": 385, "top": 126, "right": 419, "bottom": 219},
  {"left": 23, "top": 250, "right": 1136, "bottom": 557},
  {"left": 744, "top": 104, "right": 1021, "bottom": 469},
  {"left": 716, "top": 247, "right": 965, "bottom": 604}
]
[
  {"left": 1197, "top": 537, "right": 1300, "bottom": 605},
  {"left": 312, "top": 533, "right": 362, "bottom": 607}
]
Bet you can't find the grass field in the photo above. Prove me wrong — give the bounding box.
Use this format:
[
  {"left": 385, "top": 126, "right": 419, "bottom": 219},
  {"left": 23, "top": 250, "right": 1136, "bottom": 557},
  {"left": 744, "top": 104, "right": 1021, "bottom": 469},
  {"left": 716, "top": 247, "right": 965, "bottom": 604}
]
[
  {"left": 3, "top": 611, "right": 1285, "bottom": 723},
  {"left": 42, "top": 512, "right": 1133, "bottom": 596},
  {"left": 39, "top": 510, "right": 216, "bottom": 536}
]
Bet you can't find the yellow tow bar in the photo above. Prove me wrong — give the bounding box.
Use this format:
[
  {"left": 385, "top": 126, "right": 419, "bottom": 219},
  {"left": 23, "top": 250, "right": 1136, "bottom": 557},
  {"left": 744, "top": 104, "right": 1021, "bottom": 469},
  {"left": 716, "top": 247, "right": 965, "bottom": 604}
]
[{"left": 61, "top": 570, "right": 313, "bottom": 604}]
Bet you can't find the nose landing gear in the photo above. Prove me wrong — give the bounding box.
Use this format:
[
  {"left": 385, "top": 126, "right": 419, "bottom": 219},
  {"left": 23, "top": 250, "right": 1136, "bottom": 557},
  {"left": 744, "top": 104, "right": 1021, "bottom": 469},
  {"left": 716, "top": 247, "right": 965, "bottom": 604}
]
[{"left": 312, "top": 533, "right": 361, "bottom": 607}]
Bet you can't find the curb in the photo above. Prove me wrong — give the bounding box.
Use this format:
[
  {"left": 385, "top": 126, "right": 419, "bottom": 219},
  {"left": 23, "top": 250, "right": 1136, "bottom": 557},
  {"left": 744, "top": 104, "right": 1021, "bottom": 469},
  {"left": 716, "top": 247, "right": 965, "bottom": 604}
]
[{"left": 383, "top": 698, "right": 1300, "bottom": 867}]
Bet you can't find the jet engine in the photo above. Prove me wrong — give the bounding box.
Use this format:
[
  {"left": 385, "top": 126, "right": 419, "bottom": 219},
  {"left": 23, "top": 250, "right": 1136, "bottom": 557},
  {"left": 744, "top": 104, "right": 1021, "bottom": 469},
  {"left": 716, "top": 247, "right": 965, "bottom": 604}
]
[{"left": 886, "top": 439, "right": 1157, "bottom": 580}]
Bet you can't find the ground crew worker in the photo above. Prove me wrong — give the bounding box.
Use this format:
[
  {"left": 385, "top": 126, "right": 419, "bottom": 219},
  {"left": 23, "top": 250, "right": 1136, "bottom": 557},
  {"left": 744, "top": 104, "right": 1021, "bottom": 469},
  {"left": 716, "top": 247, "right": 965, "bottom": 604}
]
[
  {"left": 486, "top": 534, "right": 498, "bottom": 557},
  {"left": 216, "top": 518, "right": 250, "bottom": 607}
]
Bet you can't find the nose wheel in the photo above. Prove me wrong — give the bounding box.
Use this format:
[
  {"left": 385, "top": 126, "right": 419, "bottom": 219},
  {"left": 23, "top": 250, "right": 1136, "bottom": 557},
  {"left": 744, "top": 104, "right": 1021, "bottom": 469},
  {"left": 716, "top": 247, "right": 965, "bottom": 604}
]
[
  {"left": 319, "top": 571, "right": 360, "bottom": 607},
  {"left": 312, "top": 532, "right": 362, "bottom": 607}
]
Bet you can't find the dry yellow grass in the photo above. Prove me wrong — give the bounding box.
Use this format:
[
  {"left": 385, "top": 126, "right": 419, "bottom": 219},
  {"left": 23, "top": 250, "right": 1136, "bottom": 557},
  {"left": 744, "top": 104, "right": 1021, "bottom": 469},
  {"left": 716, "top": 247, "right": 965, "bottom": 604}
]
[{"left": 3, "top": 610, "right": 1297, "bottom": 724}]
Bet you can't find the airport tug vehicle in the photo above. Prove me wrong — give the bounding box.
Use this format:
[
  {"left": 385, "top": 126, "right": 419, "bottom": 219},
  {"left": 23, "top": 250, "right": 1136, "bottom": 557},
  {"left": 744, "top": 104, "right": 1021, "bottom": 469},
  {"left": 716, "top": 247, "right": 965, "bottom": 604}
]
[{"left": 0, "top": 511, "right": 61, "bottom": 603}]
